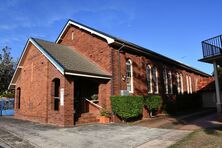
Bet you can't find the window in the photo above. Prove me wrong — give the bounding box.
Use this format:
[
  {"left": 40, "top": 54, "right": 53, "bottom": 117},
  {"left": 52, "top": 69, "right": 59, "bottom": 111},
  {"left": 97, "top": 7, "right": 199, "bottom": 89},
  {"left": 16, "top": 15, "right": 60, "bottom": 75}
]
[
  {"left": 163, "top": 68, "right": 168, "bottom": 94},
  {"left": 126, "top": 59, "right": 133, "bottom": 93},
  {"left": 53, "top": 78, "right": 60, "bottom": 111},
  {"left": 16, "top": 87, "right": 21, "bottom": 109},
  {"left": 176, "top": 73, "right": 184, "bottom": 94},
  {"left": 146, "top": 65, "right": 152, "bottom": 93},
  {"left": 186, "top": 75, "right": 190, "bottom": 94},
  {"left": 152, "top": 67, "right": 158, "bottom": 94},
  {"left": 168, "top": 71, "right": 173, "bottom": 94},
  {"left": 180, "top": 74, "right": 184, "bottom": 94},
  {"left": 195, "top": 78, "right": 198, "bottom": 91},
  {"left": 176, "top": 73, "right": 181, "bottom": 94},
  {"left": 189, "top": 76, "right": 192, "bottom": 94}
]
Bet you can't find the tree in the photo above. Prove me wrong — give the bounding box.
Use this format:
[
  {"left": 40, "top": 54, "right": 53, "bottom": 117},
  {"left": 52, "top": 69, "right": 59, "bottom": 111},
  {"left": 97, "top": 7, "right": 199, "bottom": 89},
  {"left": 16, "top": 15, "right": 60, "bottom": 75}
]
[{"left": 0, "top": 46, "right": 15, "bottom": 94}]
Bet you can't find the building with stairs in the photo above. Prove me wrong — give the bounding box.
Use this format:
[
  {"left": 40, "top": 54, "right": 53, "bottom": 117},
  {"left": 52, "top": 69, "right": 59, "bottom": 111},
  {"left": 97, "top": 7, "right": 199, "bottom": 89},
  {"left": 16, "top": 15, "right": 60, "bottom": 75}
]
[
  {"left": 9, "top": 19, "right": 212, "bottom": 126},
  {"left": 199, "top": 35, "right": 222, "bottom": 113}
]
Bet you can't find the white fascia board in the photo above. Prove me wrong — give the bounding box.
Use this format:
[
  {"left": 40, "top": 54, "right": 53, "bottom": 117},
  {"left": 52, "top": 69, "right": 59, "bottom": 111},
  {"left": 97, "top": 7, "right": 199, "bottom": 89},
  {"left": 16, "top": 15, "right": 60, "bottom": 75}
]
[
  {"left": 65, "top": 72, "right": 111, "bottom": 80},
  {"left": 30, "top": 38, "right": 64, "bottom": 75},
  {"left": 56, "top": 20, "right": 115, "bottom": 44}
]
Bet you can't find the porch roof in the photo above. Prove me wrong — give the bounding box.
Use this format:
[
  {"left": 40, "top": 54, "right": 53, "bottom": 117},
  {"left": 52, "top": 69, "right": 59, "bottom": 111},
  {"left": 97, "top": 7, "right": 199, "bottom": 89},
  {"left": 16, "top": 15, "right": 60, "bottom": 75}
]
[{"left": 33, "top": 38, "right": 111, "bottom": 78}]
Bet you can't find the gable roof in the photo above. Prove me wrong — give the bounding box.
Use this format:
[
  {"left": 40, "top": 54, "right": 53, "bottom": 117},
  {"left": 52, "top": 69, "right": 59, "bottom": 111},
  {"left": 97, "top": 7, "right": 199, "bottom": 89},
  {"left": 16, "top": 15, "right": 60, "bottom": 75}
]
[
  {"left": 8, "top": 38, "right": 111, "bottom": 89},
  {"left": 56, "top": 19, "right": 211, "bottom": 77},
  {"left": 33, "top": 38, "right": 111, "bottom": 77}
]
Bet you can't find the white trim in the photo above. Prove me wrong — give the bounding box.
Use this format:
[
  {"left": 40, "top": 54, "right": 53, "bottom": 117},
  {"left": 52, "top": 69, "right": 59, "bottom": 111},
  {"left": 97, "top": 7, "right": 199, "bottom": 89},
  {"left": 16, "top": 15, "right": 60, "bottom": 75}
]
[
  {"left": 8, "top": 38, "right": 65, "bottom": 89},
  {"left": 30, "top": 39, "right": 64, "bottom": 74},
  {"left": 85, "top": 98, "right": 103, "bottom": 109},
  {"left": 126, "top": 59, "right": 134, "bottom": 93},
  {"left": 56, "top": 20, "right": 115, "bottom": 44},
  {"left": 65, "top": 72, "right": 111, "bottom": 79}
]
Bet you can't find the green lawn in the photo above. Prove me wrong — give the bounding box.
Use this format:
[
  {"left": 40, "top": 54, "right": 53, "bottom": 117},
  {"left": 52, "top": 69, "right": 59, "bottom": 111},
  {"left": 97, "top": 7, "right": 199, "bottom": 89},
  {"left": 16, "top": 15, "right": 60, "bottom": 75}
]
[{"left": 169, "top": 129, "right": 222, "bottom": 148}]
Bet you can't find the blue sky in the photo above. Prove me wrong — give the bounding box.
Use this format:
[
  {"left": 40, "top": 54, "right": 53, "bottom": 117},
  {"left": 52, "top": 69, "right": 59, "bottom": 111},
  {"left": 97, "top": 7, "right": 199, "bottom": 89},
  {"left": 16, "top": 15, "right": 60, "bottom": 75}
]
[{"left": 1, "top": 0, "right": 222, "bottom": 74}]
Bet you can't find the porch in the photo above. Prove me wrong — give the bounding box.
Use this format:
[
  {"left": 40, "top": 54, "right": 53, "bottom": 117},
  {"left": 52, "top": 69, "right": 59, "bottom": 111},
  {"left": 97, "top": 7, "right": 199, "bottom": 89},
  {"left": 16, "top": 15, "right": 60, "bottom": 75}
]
[{"left": 55, "top": 75, "right": 111, "bottom": 125}]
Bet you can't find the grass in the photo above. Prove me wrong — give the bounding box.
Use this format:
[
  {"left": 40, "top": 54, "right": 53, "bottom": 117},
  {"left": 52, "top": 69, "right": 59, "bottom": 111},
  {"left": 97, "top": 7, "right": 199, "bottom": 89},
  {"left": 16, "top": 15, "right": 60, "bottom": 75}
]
[{"left": 169, "top": 128, "right": 222, "bottom": 148}]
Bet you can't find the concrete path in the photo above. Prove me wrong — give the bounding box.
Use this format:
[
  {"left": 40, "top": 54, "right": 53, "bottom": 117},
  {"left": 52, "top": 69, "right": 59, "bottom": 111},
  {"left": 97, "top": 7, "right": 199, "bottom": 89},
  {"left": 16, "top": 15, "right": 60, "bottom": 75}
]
[
  {"left": 0, "top": 117, "right": 190, "bottom": 148},
  {"left": 134, "top": 110, "right": 222, "bottom": 130}
]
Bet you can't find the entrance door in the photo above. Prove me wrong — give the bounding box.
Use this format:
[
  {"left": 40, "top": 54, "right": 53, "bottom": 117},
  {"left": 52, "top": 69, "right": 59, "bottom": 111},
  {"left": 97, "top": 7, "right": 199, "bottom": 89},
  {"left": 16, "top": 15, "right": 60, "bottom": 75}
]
[{"left": 73, "top": 79, "right": 99, "bottom": 124}]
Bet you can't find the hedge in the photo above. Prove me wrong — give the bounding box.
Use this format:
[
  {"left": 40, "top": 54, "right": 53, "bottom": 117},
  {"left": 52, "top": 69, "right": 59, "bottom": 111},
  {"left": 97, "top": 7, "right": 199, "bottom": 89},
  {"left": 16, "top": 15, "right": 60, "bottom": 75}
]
[
  {"left": 110, "top": 96, "right": 143, "bottom": 120},
  {"left": 144, "top": 95, "right": 161, "bottom": 111}
]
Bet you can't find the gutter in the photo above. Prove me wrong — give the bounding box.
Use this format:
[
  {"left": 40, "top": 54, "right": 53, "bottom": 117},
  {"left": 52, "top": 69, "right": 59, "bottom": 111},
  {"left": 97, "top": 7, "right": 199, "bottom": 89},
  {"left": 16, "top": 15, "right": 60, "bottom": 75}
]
[{"left": 117, "top": 44, "right": 125, "bottom": 94}]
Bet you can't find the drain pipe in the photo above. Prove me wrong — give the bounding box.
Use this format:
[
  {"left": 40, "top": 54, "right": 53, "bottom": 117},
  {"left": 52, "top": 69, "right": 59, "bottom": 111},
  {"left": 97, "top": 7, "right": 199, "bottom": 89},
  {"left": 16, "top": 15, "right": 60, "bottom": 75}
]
[{"left": 118, "top": 44, "right": 125, "bottom": 95}]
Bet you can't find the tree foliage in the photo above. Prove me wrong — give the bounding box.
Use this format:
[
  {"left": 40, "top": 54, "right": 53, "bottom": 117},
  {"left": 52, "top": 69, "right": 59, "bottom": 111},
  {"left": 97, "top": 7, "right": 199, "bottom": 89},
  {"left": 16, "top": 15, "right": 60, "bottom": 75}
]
[{"left": 0, "top": 46, "right": 15, "bottom": 94}]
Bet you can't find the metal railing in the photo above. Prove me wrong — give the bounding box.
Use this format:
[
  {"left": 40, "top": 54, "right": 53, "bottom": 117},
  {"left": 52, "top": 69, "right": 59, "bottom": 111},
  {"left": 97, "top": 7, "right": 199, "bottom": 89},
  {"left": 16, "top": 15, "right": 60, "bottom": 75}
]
[{"left": 202, "top": 35, "right": 222, "bottom": 58}]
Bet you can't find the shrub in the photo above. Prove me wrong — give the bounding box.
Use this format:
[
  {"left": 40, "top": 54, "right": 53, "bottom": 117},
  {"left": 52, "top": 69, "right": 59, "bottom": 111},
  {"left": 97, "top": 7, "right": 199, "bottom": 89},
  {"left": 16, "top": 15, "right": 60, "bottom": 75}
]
[
  {"left": 100, "top": 108, "right": 112, "bottom": 117},
  {"left": 110, "top": 96, "right": 143, "bottom": 120},
  {"left": 0, "top": 92, "right": 14, "bottom": 98},
  {"left": 144, "top": 95, "right": 162, "bottom": 111}
]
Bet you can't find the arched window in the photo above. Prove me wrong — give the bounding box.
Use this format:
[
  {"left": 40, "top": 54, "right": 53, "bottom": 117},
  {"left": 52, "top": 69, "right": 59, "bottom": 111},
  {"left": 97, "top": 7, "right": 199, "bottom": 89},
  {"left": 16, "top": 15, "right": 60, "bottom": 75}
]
[
  {"left": 176, "top": 73, "right": 181, "bottom": 94},
  {"left": 53, "top": 78, "right": 60, "bottom": 111},
  {"left": 163, "top": 68, "right": 168, "bottom": 94},
  {"left": 126, "top": 59, "right": 133, "bottom": 93},
  {"left": 146, "top": 65, "right": 152, "bottom": 93},
  {"left": 180, "top": 74, "right": 184, "bottom": 94},
  {"left": 189, "top": 76, "right": 192, "bottom": 94},
  {"left": 152, "top": 67, "right": 158, "bottom": 94},
  {"left": 168, "top": 71, "right": 173, "bottom": 94},
  {"left": 16, "top": 87, "right": 21, "bottom": 109},
  {"left": 186, "top": 75, "right": 190, "bottom": 94}
]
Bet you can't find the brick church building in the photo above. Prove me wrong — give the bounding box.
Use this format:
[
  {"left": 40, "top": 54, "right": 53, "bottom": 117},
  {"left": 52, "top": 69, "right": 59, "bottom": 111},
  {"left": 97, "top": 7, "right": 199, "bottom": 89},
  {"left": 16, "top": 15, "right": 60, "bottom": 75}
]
[{"left": 9, "top": 19, "right": 212, "bottom": 126}]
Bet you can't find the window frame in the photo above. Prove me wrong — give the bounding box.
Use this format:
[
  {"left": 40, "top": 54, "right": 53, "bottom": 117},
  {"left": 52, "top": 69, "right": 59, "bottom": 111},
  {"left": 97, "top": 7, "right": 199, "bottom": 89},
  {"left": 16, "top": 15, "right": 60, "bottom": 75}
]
[
  {"left": 163, "top": 68, "right": 168, "bottom": 94},
  {"left": 146, "top": 65, "right": 152, "bottom": 94},
  {"left": 152, "top": 66, "right": 159, "bottom": 94},
  {"left": 126, "top": 59, "right": 134, "bottom": 93},
  {"left": 53, "top": 78, "right": 60, "bottom": 111}
]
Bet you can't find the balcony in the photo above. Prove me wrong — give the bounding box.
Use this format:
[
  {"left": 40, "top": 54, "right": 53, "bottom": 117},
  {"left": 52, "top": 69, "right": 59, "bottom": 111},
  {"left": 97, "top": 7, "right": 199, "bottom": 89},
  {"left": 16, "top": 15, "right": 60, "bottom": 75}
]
[{"left": 199, "top": 34, "right": 222, "bottom": 65}]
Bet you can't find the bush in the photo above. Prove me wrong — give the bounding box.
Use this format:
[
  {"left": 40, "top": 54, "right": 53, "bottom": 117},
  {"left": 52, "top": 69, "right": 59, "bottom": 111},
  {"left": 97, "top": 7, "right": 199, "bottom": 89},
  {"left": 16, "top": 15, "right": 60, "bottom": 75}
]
[
  {"left": 0, "top": 91, "right": 14, "bottom": 98},
  {"left": 100, "top": 108, "right": 112, "bottom": 117},
  {"left": 144, "top": 95, "right": 162, "bottom": 111},
  {"left": 110, "top": 96, "right": 143, "bottom": 120}
]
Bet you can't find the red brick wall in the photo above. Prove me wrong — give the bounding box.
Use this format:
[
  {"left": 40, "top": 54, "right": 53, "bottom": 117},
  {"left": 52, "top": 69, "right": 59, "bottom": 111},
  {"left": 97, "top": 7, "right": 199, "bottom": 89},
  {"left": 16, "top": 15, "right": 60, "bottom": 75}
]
[
  {"left": 14, "top": 42, "right": 74, "bottom": 127},
  {"left": 113, "top": 50, "right": 212, "bottom": 97},
  {"left": 59, "top": 25, "right": 112, "bottom": 110},
  {"left": 15, "top": 43, "right": 49, "bottom": 123}
]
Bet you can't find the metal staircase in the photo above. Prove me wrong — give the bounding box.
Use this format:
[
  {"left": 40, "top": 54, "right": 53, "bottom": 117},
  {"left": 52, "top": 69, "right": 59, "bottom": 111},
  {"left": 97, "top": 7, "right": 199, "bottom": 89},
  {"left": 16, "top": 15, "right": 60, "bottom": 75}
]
[{"left": 202, "top": 35, "right": 222, "bottom": 58}]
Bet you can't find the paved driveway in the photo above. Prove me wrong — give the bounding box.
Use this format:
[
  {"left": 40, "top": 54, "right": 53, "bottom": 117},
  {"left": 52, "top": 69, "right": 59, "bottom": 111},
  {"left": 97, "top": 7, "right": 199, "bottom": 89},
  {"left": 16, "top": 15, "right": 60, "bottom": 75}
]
[{"left": 0, "top": 117, "right": 190, "bottom": 148}]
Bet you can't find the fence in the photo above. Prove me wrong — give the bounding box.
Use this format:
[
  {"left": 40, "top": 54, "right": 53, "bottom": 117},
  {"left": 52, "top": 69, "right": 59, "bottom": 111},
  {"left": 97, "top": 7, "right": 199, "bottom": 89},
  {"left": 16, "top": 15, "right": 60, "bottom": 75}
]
[{"left": 0, "top": 98, "right": 15, "bottom": 116}]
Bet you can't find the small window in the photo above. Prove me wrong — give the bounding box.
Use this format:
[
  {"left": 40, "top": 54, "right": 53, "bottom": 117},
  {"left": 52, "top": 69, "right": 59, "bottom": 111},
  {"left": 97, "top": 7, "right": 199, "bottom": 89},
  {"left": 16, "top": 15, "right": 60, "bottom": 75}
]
[
  {"left": 53, "top": 78, "right": 60, "bottom": 111},
  {"left": 146, "top": 65, "right": 152, "bottom": 93},
  {"left": 163, "top": 68, "right": 168, "bottom": 94},
  {"left": 16, "top": 87, "right": 21, "bottom": 109},
  {"left": 152, "top": 67, "right": 158, "bottom": 94},
  {"left": 126, "top": 59, "right": 133, "bottom": 93}
]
